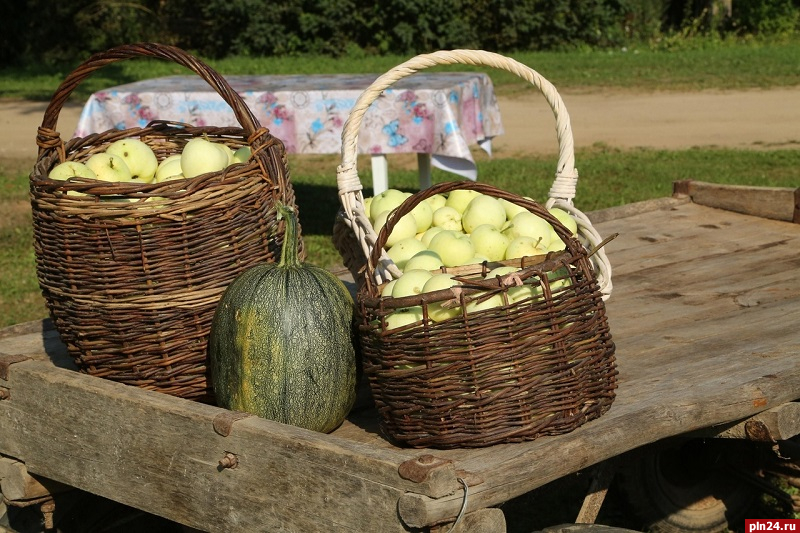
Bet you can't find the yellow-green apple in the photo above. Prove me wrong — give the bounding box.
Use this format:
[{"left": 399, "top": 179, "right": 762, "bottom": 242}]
[
  {"left": 154, "top": 155, "right": 184, "bottom": 182},
  {"left": 410, "top": 200, "right": 433, "bottom": 233},
  {"left": 381, "top": 279, "right": 397, "bottom": 297},
  {"left": 505, "top": 235, "right": 549, "bottom": 260},
  {"left": 373, "top": 210, "right": 418, "bottom": 248},
  {"left": 428, "top": 230, "right": 475, "bottom": 267},
  {"left": 485, "top": 266, "right": 535, "bottom": 302},
  {"left": 426, "top": 193, "right": 447, "bottom": 212},
  {"left": 105, "top": 139, "right": 158, "bottom": 182},
  {"left": 385, "top": 306, "right": 424, "bottom": 331},
  {"left": 391, "top": 269, "right": 434, "bottom": 298},
  {"left": 502, "top": 211, "right": 553, "bottom": 249},
  {"left": 466, "top": 291, "right": 505, "bottom": 313},
  {"left": 180, "top": 137, "right": 229, "bottom": 178},
  {"left": 232, "top": 146, "right": 252, "bottom": 163},
  {"left": 387, "top": 237, "right": 427, "bottom": 270},
  {"left": 403, "top": 250, "right": 444, "bottom": 272},
  {"left": 445, "top": 189, "right": 481, "bottom": 214},
  {"left": 431, "top": 206, "right": 462, "bottom": 231},
  {"left": 85, "top": 153, "right": 133, "bottom": 182},
  {"left": 48, "top": 161, "right": 97, "bottom": 181},
  {"left": 470, "top": 224, "right": 511, "bottom": 261},
  {"left": 548, "top": 207, "right": 578, "bottom": 235},
  {"left": 422, "top": 273, "right": 462, "bottom": 322},
  {"left": 369, "top": 188, "right": 408, "bottom": 221},
  {"left": 499, "top": 198, "right": 529, "bottom": 220},
  {"left": 461, "top": 194, "right": 507, "bottom": 232},
  {"left": 420, "top": 226, "right": 445, "bottom": 247}
]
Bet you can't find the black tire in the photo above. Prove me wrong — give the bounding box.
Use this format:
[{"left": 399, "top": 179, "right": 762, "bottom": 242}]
[{"left": 615, "top": 439, "right": 761, "bottom": 533}]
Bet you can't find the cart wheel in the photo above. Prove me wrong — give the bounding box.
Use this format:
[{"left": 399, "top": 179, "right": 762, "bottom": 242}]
[{"left": 616, "top": 439, "right": 760, "bottom": 533}]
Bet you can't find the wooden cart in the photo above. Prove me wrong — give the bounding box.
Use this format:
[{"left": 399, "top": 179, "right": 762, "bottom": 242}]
[{"left": 1, "top": 180, "right": 799, "bottom": 532}]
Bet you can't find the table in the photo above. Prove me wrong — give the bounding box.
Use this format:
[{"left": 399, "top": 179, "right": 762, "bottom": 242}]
[{"left": 74, "top": 73, "right": 505, "bottom": 194}]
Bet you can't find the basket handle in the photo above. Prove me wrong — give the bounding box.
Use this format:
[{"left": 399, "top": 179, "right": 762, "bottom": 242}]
[
  {"left": 36, "top": 42, "right": 263, "bottom": 160},
  {"left": 336, "top": 49, "right": 612, "bottom": 297}
]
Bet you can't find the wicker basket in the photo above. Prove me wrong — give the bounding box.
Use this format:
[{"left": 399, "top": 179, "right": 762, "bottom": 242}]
[
  {"left": 333, "top": 50, "right": 617, "bottom": 448},
  {"left": 30, "top": 43, "right": 301, "bottom": 403}
]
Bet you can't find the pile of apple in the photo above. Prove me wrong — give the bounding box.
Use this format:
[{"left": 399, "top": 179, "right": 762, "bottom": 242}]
[
  {"left": 48, "top": 136, "right": 251, "bottom": 187},
  {"left": 364, "top": 187, "right": 579, "bottom": 330}
]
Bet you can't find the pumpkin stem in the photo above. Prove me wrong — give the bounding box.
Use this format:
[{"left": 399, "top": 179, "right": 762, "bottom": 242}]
[{"left": 276, "top": 203, "right": 301, "bottom": 268}]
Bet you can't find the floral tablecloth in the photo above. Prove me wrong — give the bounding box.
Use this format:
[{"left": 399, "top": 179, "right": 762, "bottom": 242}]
[{"left": 74, "top": 73, "right": 504, "bottom": 182}]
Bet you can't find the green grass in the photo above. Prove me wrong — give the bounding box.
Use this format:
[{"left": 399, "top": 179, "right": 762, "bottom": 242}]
[{"left": 1, "top": 38, "right": 798, "bottom": 102}]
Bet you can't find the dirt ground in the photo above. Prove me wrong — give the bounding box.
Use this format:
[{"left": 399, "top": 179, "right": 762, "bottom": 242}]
[{"left": 2, "top": 86, "right": 799, "bottom": 162}]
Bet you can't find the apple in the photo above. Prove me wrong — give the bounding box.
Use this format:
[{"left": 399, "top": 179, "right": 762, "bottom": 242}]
[
  {"left": 426, "top": 193, "right": 447, "bottom": 212},
  {"left": 502, "top": 211, "right": 553, "bottom": 250},
  {"left": 105, "top": 139, "right": 158, "bottom": 182},
  {"left": 505, "top": 235, "right": 549, "bottom": 260},
  {"left": 233, "top": 146, "right": 252, "bottom": 163},
  {"left": 363, "top": 197, "right": 373, "bottom": 219},
  {"left": 48, "top": 161, "right": 97, "bottom": 181},
  {"left": 385, "top": 306, "right": 424, "bottom": 331},
  {"left": 466, "top": 291, "right": 505, "bottom": 313},
  {"left": 410, "top": 200, "right": 433, "bottom": 233},
  {"left": 387, "top": 237, "right": 427, "bottom": 270},
  {"left": 422, "top": 273, "right": 462, "bottom": 322},
  {"left": 485, "top": 266, "right": 538, "bottom": 303},
  {"left": 548, "top": 207, "right": 578, "bottom": 235},
  {"left": 403, "top": 250, "right": 444, "bottom": 272},
  {"left": 445, "top": 189, "right": 481, "bottom": 214},
  {"left": 218, "top": 143, "right": 235, "bottom": 165},
  {"left": 427, "top": 230, "right": 475, "bottom": 267},
  {"left": 373, "top": 210, "right": 418, "bottom": 248},
  {"left": 85, "top": 153, "right": 133, "bottom": 182},
  {"left": 469, "top": 224, "right": 511, "bottom": 262},
  {"left": 431, "top": 206, "right": 462, "bottom": 231},
  {"left": 154, "top": 155, "right": 184, "bottom": 182},
  {"left": 499, "top": 198, "right": 529, "bottom": 220},
  {"left": 180, "top": 137, "right": 230, "bottom": 179},
  {"left": 461, "top": 194, "right": 507, "bottom": 233},
  {"left": 369, "top": 188, "right": 408, "bottom": 221},
  {"left": 381, "top": 279, "right": 397, "bottom": 297},
  {"left": 391, "top": 269, "right": 434, "bottom": 298}
]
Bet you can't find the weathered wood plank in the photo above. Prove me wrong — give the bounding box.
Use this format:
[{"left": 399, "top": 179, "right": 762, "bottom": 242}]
[
  {"left": 713, "top": 402, "right": 800, "bottom": 441},
  {"left": 674, "top": 180, "right": 799, "bottom": 222}
]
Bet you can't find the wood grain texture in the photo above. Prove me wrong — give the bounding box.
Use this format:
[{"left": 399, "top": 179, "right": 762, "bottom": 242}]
[{"left": 1, "top": 193, "right": 799, "bottom": 531}]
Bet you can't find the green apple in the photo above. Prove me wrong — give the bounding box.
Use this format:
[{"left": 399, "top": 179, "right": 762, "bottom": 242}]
[
  {"left": 428, "top": 230, "right": 475, "bottom": 267},
  {"left": 218, "top": 143, "right": 235, "bottom": 165},
  {"left": 461, "top": 194, "right": 507, "bottom": 233},
  {"left": 426, "top": 193, "right": 447, "bottom": 212},
  {"left": 431, "top": 206, "right": 462, "bottom": 231},
  {"left": 373, "top": 210, "right": 418, "bottom": 248},
  {"left": 369, "top": 188, "right": 408, "bottom": 221},
  {"left": 469, "top": 224, "right": 511, "bottom": 262},
  {"left": 466, "top": 291, "right": 505, "bottom": 313},
  {"left": 502, "top": 211, "right": 553, "bottom": 250},
  {"left": 233, "top": 146, "right": 252, "bottom": 163},
  {"left": 381, "top": 279, "right": 397, "bottom": 297},
  {"left": 387, "top": 237, "right": 427, "bottom": 270},
  {"left": 85, "top": 153, "right": 133, "bottom": 182},
  {"left": 410, "top": 200, "right": 433, "bottom": 233},
  {"left": 499, "top": 198, "right": 529, "bottom": 220},
  {"left": 403, "top": 250, "right": 444, "bottom": 272},
  {"left": 420, "top": 226, "right": 445, "bottom": 247},
  {"left": 548, "top": 207, "right": 578, "bottom": 235},
  {"left": 385, "top": 306, "right": 424, "bottom": 331},
  {"left": 363, "top": 197, "right": 373, "bottom": 220},
  {"left": 505, "top": 235, "right": 549, "bottom": 260},
  {"left": 391, "top": 269, "right": 434, "bottom": 298},
  {"left": 422, "top": 273, "right": 462, "bottom": 322},
  {"left": 105, "top": 138, "right": 158, "bottom": 182},
  {"left": 445, "top": 189, "right": 481, "bottom": 214},
  {"left": 154, "top": 155, "right": 184, "bottom": 183},
  {"left": 485, "top": 266, "right": 535, "bottom": 302},
  {"left": 48, "top": 161, "right": 96, "bottom": 181},
  {"left": 180, "top": 137, "right": 230, "bottom": 179}
]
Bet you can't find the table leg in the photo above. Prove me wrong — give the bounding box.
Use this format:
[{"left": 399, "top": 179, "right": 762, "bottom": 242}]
[
  {"left": 371, "top": 155, "right": 389, "bottom": 195},
  {"left": 417, "top": 153, "right": 432, "bottom": 190}
]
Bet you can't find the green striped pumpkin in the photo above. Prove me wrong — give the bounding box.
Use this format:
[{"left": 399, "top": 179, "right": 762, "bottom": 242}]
[{"left": 209, "top": 203, "right": 357, "bottom": 433}]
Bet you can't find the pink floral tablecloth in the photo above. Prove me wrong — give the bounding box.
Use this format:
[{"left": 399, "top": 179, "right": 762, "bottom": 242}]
[{"left": 74, "top": 73, "right": 504, "bottom": 181}]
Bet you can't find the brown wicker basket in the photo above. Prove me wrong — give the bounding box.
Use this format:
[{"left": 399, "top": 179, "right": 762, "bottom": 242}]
[
  {"left": 333, "top": 50, "right": 617, "bottom": 448},
  {"left": 30, "top": 43, "right": 301, "bottom": 403}
]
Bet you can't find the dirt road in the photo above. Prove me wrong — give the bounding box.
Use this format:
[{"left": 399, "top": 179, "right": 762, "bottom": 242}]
[{"left": 2, "top": 87, "right": 799, "bottom": 161}]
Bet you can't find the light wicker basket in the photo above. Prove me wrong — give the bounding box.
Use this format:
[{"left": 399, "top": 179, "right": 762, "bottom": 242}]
[
  {"left": 333, "top": 50, "right": 617, "bottom": 448},
  {"left": 30, "top": 43, "right": 302, "bottom": 403}
]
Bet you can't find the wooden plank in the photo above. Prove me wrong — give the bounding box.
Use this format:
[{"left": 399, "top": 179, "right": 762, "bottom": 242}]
[
  {"left": 674, "top": 180, "right": 799, "bottom": 222},
  {"left": 0, "top": 359, "right": 449, "bottom": 532},
  {"left": 713, "top": 403, "right": 800, "bottom": 441}
]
